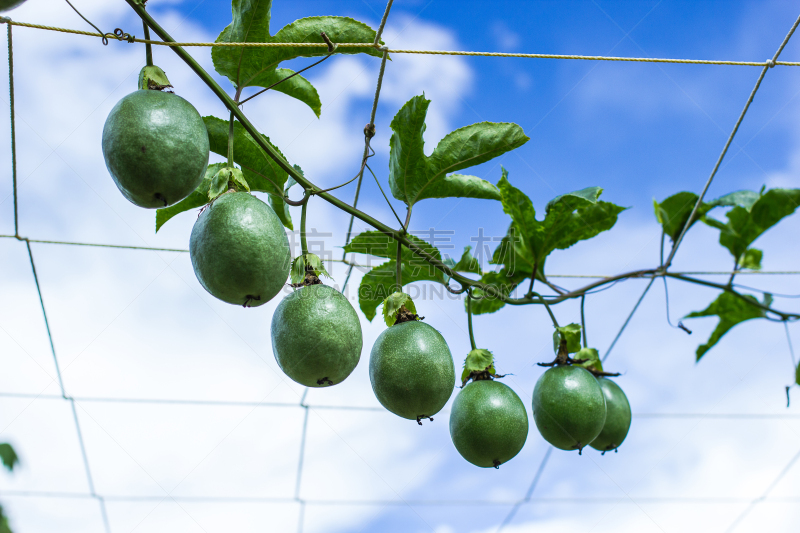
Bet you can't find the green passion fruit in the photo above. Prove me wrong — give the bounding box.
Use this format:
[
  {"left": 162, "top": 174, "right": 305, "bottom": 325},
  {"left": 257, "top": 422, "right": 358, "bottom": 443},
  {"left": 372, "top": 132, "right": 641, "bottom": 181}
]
[
  {"left": 532, "top": 365, "right": 606, "bottom": 452},
  {"left": 102, "top": 90, "right": 209, "bottom": 208},
  {"left": 369, "top": 321, "right": 455, "bottom": 423},
  {"left": 449, "top": 380, "right": 528, "bottom": 468},
  {"left": 589, "top": 378, "right": 631, "bottom": 453},
  {"left": 0, "top": 0, "right": 27, "bottom": 12},
  {"left": 190, "top": 192, "right": 290, "bottom": 307},
  {"left": 271, "top": 284, "right": 363, "bottom": 387}
]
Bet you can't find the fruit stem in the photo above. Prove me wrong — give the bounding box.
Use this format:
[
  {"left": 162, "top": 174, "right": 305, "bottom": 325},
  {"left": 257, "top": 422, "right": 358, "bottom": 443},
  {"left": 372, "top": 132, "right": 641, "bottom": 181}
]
[
  {"left": 301, "top": 199, "right": 309, "bottom": 257},
  {"left": 467, "top": 293, "right": 477, "bottom": 350},
  {"left": 580, "top": 294, "right": 588, "bottom": 348},
  {"left": 531, "top": 291, "right": 559, "bottom": 328},
  {"left": 227, "top": 110, "right": 235, "bottom": 167},
  {"left": 142, "top": 21, "right": 153, "bottom": 67},
  {"left": 395, "top": 240, "right": 402, "bottom": 291}
]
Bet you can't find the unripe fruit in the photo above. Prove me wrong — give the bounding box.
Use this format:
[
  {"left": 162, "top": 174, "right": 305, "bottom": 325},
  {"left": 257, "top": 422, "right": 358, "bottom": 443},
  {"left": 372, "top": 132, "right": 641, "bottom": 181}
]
[
  {"left": 370, "top": 321, "right": 455, "bottom": 421},
  {"left": 271, "top": 284, "right": 362, "bottom": 387},
  {"left": 532, "top": 366, "right": 606, "bottom": 451},
  {"left": 589, "top": 378, "right": 631, "bottom": 452},
  {"left": 450, "top": 380, "right": 528, "bottom": 467},
  {"left": 190, "top": 192, "right": 290, "bottom": 306},
  {"left": 0, "top": 0, "right": 27, "bottom": 13},
  {"left": 102, "top": 90, "right": 209, "bottom": 208}
]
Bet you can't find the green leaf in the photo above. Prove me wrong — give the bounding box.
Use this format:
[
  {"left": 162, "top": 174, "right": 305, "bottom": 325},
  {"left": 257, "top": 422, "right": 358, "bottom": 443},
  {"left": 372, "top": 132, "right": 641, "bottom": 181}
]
[
  {"left": 497, "top": 169, "right": 625, "bottom": 278},
  {"left": 704, "top": 188, "right": 800, "bottom": 264},
  {"left": 461, "top": 348, "right": 496, "bottom": 386},
  {"left": 684, "top": 292, "right": 772, "bottom": 360},
  {"left": 452, "top": 246, "right": 482, "bottom": 274},
  {"left": 388, "top": 96, "right": 528, "bottom": 208},
  {"left": 574, "top": 347, "right": 602, "bottom": 373},
  {"left": 382, "top": 292, "right": 417, "bottom": 327},
  {"left": 796, "top": 362, "right": 800, "bottom": 387},
  {"left": 155, "top": 163, "right": 227, "bottom": 232},
  {"left": 653, "top": 192, "right": 713, "bottom": 242},
  {"left": 212, "top": 0, "right": 382, "bottom": 115},
  {"left": 711, "top": 190, "right": 761, "bottom": 211},
  {"left": 740, "top": 248, "right": 762, "bottom": 270},
  {"left": 0, "top": 443, "right": 18, "bottom": 472},
  {"left": 467, "top": 268, "right": 528, "bottom": 315},
  {"left": 553, "top": 323, "right": 582, "bottom": 354},
  {"left": 0, "top": 504, "right": 10, "bottom": 533}
]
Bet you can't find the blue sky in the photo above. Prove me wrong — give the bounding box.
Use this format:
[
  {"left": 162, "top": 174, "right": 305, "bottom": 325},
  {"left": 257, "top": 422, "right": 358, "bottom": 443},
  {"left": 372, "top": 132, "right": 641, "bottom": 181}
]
[{"left": 0, "top": 1, "right": 799, "bottom": 532}]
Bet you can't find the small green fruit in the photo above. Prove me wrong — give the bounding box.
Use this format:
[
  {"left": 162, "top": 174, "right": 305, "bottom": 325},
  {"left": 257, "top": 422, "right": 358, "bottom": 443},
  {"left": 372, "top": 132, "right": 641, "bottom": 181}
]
[
  {"left": 369, "top": 321, "right": 455, "bottom": 422},
  {"left": 532, "top": 366, "right": 606, "bottom": 452},
  {"left": 589, "top": 378, "right": 631, "bottom": 452},
  {"left": 102, "top": 90, "right": 209, "bottom": 208},
  {"left": 449, "top": 380, "right": 528, "bottom": 468},
  {"left": 271, "top": 284, "right": 362, "bottom": 387},
  {"left": 0, "top": 0, "right": 27, "bottom": 13},
  {"left": 190, "top": 192, "right": 290, "bottom": 306}
]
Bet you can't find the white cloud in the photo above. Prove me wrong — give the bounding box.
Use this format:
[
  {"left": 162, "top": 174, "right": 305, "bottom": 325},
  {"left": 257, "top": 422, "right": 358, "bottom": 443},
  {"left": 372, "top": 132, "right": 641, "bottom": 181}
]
[{"left": 0, "top": 1, "right": 800, "bottom": 533}]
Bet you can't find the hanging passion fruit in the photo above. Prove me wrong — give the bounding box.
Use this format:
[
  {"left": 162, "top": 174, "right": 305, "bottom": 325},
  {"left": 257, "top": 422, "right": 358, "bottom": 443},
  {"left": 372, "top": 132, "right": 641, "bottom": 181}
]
[
  {"left": 271, "top": 283, "right": 362, "bottom": 387},
  {"left": 589, "top": 378, "right": 631, "bottom": 453},
  {"left": 102, "top": 80, "right": 209, "bottom": 208},
  {"left": 0, "top": 0, "right": 27, "bottom": 12},
  {"left": 450, "top": 379, "right": 528, "bottom": 468},
  {"left": 370, "top": 320, "right": 455, "bottom": 423},
  {"left": 190, "top": 192, "right": 290, "bottom": 307},
  {"left": 532, "top": 365, "right": 606, "bottom": 452}
]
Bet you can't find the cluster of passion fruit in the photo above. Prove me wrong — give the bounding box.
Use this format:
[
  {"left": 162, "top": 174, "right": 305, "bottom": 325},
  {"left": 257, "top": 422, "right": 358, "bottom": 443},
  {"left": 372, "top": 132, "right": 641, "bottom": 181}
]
[{"left": 100, "top": 68, "right": 630, "bottom": 470}]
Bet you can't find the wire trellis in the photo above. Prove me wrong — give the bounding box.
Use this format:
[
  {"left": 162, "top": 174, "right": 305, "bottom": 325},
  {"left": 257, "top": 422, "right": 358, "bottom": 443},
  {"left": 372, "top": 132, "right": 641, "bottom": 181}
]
[{"left": 1, "top": 4, "right": 800, "bottom": 533}]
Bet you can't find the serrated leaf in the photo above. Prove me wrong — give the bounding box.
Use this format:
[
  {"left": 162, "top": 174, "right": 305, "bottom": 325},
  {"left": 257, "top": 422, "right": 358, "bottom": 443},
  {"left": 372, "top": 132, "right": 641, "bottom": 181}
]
[
  {"left": 704, "top": 188, "right": 800, "bottom": 265},
  {"left": 212, "top": 0, "right": 382, "bottom": 115},
  {"left": 684, "top": 292, "right": 772, "bottom": 360},
  {"left": 155, "top": 163, "right": 226, "bottom": 232},
  {"left": 0, "top": 443, "right": 18, "bottom": 472},
  {"left": 382, "top": 292, "right": 417, "bottom": 327},
  {"left": 466, "top": 267, "right": 528, "bottom": 315},
  {"left": 388, "top": 96, "right": 528, "bottom": 208},
  {"left": 461, "top": 348, "right": 496, "bottom": 386},
  {"left": 574, "top": 347, "right": 602, "bottom": 373},
  {"left": 497, "top": 169, "right": 625, "bottom": 279},
  {"left": 740, "top": 248, "right": 762, "bottom": 270},
  {"left": 452, "top": 246, "right": 482, "bottom": 274},
  {"left": 553, "top": 323, "right": 582, "bottom": 354},
  {"left": 305, "top": 253, "right": 331, "bottom": 280}
]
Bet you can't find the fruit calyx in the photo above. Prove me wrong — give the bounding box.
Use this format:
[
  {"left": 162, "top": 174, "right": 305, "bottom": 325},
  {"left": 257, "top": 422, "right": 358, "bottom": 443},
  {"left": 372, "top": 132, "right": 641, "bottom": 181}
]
[
  {"left": 208, "top": 166, "right": 249, "bottom": 201},
  {"left": 290, "top": 253, "right": 330, "bottom": 288},
  {"left": 460, "top": 348, "right": 506, "bottom": 387},
  {"left": 382, "top": 292, "right": 424, "bottom": 327},
  {"left": 138, "top": 65, "right": 173, "bottom": 92}
]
